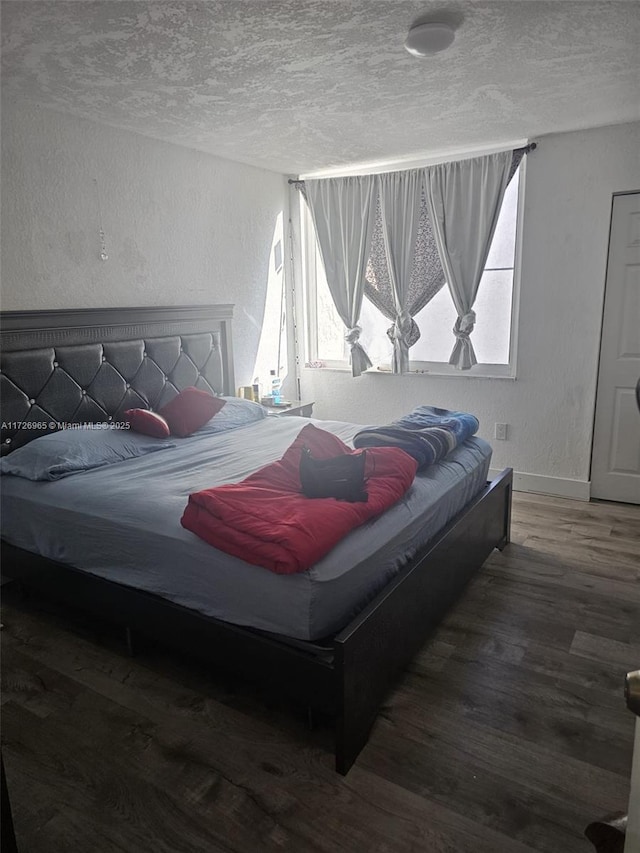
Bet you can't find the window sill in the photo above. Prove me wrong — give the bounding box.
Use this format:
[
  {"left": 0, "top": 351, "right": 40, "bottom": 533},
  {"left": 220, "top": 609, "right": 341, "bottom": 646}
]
[{"left": 303, "top": 365, "right": 516, "bottom": 380}]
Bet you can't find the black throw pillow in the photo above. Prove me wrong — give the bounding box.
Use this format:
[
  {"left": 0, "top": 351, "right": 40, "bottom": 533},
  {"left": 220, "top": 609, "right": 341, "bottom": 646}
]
[{"left": 299, "top": 447, "right": 368, "bottom": 502}]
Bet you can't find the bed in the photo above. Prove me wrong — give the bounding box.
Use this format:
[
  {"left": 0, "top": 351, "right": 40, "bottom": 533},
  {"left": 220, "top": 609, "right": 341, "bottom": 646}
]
[{"left": 0, "top": 305, "right": 512, "bottom": 773}]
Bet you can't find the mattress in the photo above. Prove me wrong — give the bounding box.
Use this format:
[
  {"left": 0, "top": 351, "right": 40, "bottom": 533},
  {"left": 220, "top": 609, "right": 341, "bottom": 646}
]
[{"left": 0, "top": 416, "right": 492, "bottom": 641}]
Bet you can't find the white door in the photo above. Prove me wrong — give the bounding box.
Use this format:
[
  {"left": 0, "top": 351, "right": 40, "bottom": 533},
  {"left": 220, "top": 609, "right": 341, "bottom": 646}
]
[{"left": 591, "top": 192, "right": 640, "bottom": 504}]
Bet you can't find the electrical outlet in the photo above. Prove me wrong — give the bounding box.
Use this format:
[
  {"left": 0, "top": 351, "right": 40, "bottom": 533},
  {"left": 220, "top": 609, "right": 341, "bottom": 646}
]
[{"left": 494, "top": 423, "right": 508, "bottom": 440}]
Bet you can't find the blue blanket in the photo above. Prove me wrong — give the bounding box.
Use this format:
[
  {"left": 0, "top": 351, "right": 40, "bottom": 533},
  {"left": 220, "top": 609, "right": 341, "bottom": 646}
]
[{"left": 353, "top": 406, "right": 479, "bottom": 470}]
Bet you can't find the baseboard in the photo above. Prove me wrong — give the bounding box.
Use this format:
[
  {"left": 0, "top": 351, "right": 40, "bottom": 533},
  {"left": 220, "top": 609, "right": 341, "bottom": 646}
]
[{"left": 489, "top": 469, "right": 591, "bottom": 501}]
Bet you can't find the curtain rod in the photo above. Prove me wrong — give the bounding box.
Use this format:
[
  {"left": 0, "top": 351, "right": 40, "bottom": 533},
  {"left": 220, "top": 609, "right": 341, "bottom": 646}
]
[{"left": 288, "top": 142, "right": 537, "bottom": 185}]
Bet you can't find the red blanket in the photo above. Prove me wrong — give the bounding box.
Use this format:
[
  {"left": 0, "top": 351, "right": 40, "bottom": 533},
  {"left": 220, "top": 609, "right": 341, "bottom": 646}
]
[{"left": 181, "top": 424, "right": 418, "bottom": 574}]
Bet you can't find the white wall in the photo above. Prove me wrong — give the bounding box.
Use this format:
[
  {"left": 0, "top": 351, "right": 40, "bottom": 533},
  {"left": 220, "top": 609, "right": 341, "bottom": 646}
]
[
  {"left": 1, "top": 99, "right": 288, "bottom": 387},
  {"left": 299, "top": 121, "right": 640, "bottom": 497}
]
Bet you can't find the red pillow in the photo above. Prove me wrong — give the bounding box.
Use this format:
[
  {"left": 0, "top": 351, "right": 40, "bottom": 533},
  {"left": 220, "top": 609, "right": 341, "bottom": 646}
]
[
  {"left": 124, "top": 409, "right": 171, "bottom": 439},
  {"left": 158, "top": 387, "right": 225, "bottom": 437}
]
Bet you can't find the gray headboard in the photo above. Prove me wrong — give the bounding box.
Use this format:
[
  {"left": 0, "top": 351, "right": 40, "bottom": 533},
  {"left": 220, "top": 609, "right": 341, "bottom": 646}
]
[{"left": 0, "top": 305, "right": 235, "bottom": 454}]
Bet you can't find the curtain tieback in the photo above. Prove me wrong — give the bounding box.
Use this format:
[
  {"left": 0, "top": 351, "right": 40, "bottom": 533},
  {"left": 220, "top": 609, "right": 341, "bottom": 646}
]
[
  {"left": 345, "top": 325, "right": 372, "bottom": 376},
  {"left": 391, "top": 311, "right": 413, "bottom": 342},
  {"left": 453, "top": 311, "right": 476, "bottom": 340},
  {"left": 344, "top": 326, "right": 362, "bottom": 346}
]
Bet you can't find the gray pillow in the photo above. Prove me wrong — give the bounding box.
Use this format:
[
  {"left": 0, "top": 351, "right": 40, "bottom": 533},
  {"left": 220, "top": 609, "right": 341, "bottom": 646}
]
[
  {"left": 193, "top": 396, "right": 267, "bottom": 435},
  {"left": 0, "top": 426, "right": 175, "bottom": 481}
]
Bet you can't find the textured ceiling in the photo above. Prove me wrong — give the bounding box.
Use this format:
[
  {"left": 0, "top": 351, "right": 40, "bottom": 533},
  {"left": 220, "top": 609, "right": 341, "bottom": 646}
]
[{"left": 2, "top": 1, "right": 639, "bottom": 175}]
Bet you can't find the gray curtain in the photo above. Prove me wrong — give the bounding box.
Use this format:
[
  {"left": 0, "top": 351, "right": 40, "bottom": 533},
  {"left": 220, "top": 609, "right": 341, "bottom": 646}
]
[
  {"left": 425, "top": 150, "right": 515, "bottom": 369},
  {"left": 303, "top": 175, "right": 377, "bottom": 376},
  {"left": 377, "top": 169, "right": 424, "bottom": 374}
]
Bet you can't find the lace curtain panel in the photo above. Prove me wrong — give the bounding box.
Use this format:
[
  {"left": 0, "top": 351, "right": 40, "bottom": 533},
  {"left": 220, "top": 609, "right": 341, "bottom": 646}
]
[{"left": 365, "top": 191, "right": 446, "bottom": 350}]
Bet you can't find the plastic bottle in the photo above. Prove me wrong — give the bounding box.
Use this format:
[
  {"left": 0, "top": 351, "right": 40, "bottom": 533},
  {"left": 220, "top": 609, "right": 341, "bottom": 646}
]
[{"left": 270, "top": 370, "right": 281, "bottom": 405}]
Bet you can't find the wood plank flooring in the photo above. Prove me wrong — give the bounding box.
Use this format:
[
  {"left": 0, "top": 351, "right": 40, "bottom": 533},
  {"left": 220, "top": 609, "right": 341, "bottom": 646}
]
[{"left": 2, "top": 493, "right": 639, "bottom": 852}]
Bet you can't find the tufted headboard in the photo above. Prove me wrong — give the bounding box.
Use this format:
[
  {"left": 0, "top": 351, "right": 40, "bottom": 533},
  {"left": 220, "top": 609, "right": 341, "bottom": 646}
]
[{"left": 0, "top": 305, "right": 235, "bottom": 454}]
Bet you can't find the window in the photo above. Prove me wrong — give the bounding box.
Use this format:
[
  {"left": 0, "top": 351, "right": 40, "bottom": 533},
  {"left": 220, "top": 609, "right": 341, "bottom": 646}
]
[
  {"left": 303, "top": 163, "right": 523, "bottom": 377},
  {"left": 253, "top": 211, "right": 288, "bottom": 390}
]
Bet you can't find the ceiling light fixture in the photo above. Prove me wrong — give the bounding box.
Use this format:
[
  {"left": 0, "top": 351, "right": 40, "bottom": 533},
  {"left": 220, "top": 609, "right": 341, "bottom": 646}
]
[{"left": 404, "top": 22, "right": 456, "bottom": 57}]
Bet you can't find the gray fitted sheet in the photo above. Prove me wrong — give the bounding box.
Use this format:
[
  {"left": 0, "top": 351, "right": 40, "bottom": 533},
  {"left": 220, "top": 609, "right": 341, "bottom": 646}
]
[{"left": 1, "top": 417, "right": 492, "bottom": 640}]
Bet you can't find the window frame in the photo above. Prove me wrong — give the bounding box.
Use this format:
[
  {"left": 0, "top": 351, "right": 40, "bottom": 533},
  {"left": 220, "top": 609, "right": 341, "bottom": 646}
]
[{"left": 301, "top": 156, "right": 527, "bottom": 379}]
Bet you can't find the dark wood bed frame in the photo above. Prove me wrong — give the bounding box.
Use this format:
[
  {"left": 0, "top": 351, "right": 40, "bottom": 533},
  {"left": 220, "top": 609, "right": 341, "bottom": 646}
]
[{"left": 0, "top": 305, "right": 512, "bottom": 774}]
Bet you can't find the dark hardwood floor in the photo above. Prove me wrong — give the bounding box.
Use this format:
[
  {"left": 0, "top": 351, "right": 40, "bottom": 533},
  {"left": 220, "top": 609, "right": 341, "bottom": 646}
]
[{"left": 2, "top": 493, "right": 638, "bottom": 852}]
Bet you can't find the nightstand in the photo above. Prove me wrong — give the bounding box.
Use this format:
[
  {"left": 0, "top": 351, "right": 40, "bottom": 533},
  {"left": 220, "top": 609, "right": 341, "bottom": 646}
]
[{"left": 264, "top": 400, "right": 314, "bottom": 418}]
